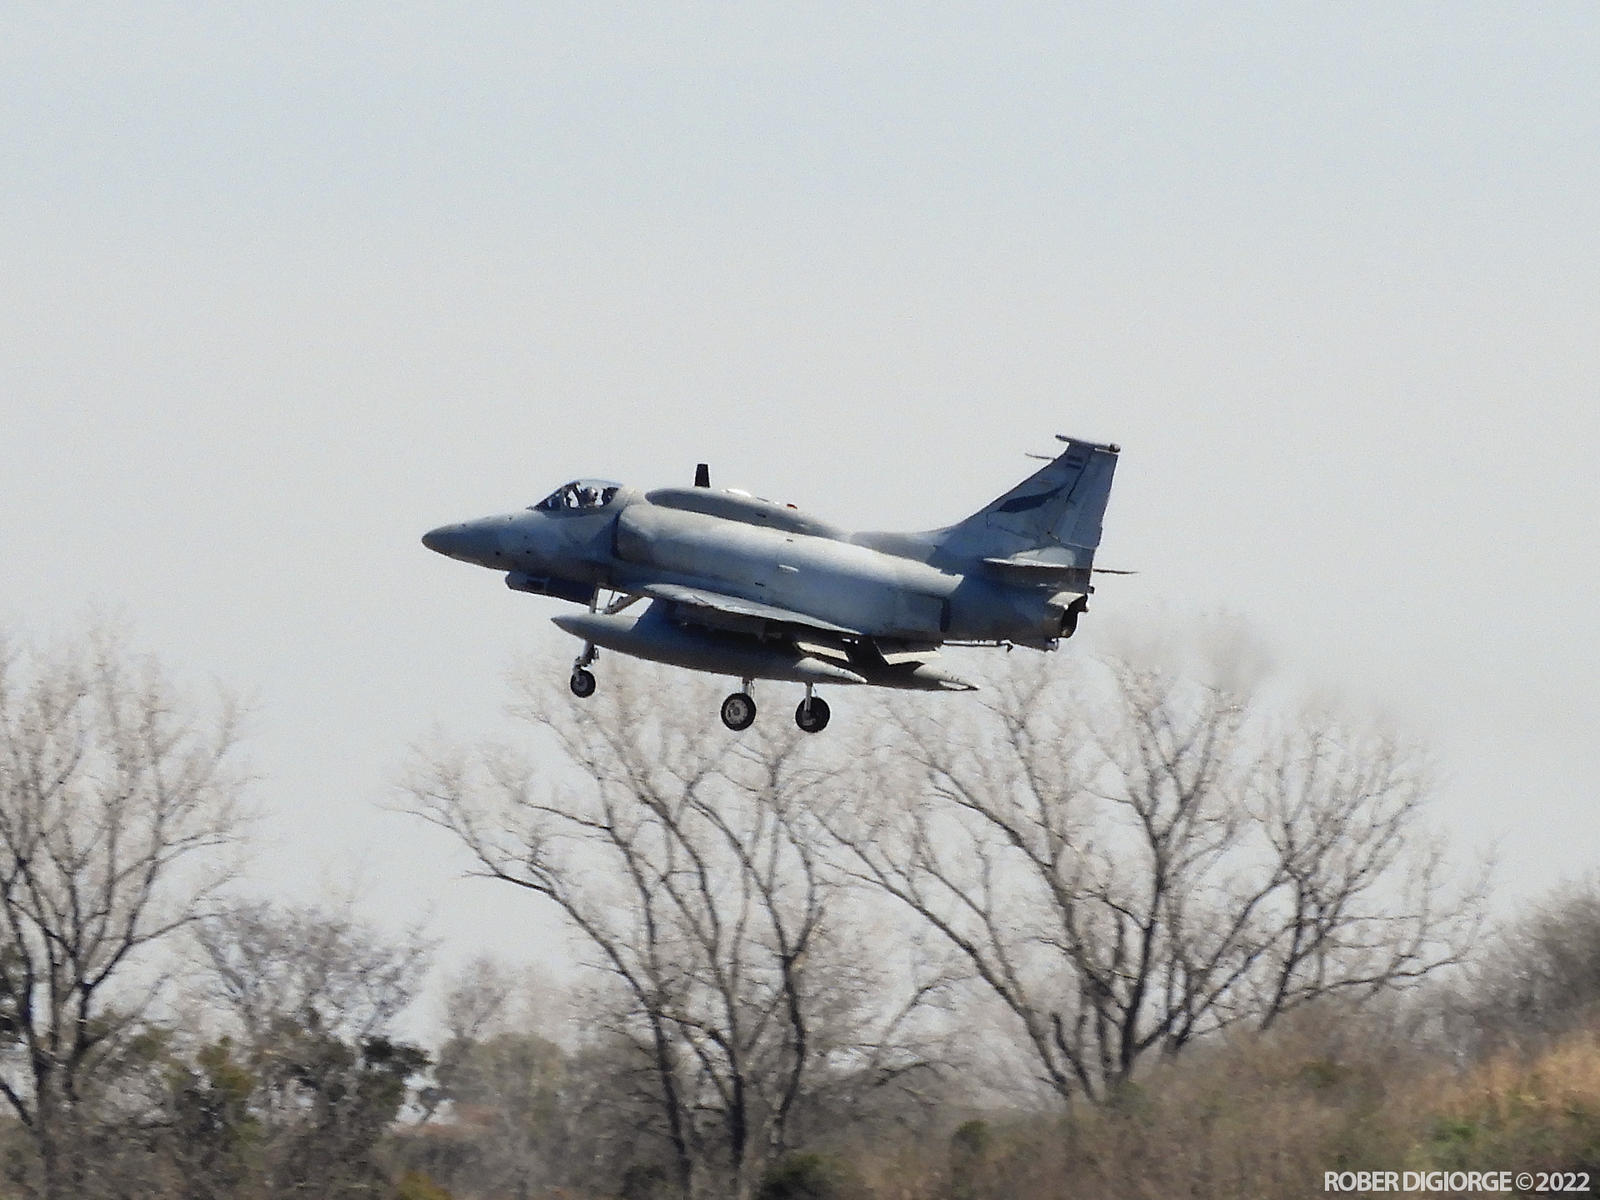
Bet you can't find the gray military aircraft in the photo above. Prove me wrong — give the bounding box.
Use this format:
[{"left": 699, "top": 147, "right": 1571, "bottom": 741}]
[{"left": 423, "top": 435, "right": 1119, "bottom": 733}]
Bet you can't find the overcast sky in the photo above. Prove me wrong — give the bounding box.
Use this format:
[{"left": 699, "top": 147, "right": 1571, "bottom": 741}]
[{"left": 4, "top": 4, "right": 1597, "bottom": 991}]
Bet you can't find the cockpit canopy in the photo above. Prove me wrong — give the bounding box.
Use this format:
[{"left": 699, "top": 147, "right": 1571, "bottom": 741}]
[{"left": 532, "top": 479, "right": 622, "bottom": 514}]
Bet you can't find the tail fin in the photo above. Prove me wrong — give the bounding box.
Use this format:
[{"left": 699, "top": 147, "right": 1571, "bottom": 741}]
[{"left": 943, "top": 436, "right": 1120, "bottom": 566}]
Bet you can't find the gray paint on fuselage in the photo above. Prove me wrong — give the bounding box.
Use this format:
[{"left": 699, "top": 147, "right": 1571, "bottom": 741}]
[
  {"left": 426, "top": 489, "right": 1072, "bottom": 645},
  {"left": 423, "top": 438, "right": 1119, "bottom": 663},
  {"left": 613, "top": 503, "right": 956, "bottom": 641},
  {"left": 643, "top": 487, "right": 846, "bottom": 539},
  {"left": 423, "top": 490, "right": 638, "bottom": 586}
]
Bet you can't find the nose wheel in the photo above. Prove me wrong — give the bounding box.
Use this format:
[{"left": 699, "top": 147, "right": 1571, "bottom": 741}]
[{"left": 569, "top": 643, "right": 598, "bottom": 699}]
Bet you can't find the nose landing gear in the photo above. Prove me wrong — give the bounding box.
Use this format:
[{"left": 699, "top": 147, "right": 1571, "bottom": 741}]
[{"left": 570, "top": 643, "right": 598, "bottom": 698}]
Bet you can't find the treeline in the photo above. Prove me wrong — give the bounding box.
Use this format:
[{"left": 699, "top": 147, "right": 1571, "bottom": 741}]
[{"left": 0, "top": 624, "right": 1594, "bottom": 1199}]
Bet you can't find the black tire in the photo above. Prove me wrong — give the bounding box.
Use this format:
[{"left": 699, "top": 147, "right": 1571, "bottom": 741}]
[
  {"left": 569, "top": 668, "right": 597, "bottom": 698},
  {"left": 720, "top": 692, "right": 757, "bottom": 731},
  {"left": 795, "top": 696, "right": 831, "bottom": 733}
]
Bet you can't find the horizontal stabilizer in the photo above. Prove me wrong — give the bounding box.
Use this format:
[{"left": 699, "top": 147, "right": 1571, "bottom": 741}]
[
  {"left": 982, "top": 551, "right": 1094, "bottom": 592},
  {"left": 983, "top": 548, "right": 1087, "bottom": 572}
]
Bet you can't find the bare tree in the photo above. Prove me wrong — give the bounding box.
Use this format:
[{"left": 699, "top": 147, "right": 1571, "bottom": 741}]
[
  {"left": 406, "top": 664, "right": 942, "bottom": 1200},
  {"left": 822, "top": 652, "right": 1483, "bottom": 1106},
  {"left": 0, "top": 625, "right": 248, "bottom": 1199},
  {"left": 193, "top": 898, "right": 432, "bottom": 1050}
]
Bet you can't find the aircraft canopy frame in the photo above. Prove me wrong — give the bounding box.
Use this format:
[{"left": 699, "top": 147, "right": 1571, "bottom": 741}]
[{"left": 532, "top": 479, "right": 622, "bottom": 514}]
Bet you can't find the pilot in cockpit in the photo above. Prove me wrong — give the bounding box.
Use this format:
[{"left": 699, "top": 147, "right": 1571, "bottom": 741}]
[{"left": 533, "top": 480, "right": 621, "bottom": 514}]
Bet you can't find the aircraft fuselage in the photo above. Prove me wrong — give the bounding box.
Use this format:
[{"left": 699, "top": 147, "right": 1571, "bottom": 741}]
[
  {"left": 423, "top": 486, "right": 1072, "bottom": 648},
  {"left": 423, "top": 437, "right": 1119, "bottom": 729}
]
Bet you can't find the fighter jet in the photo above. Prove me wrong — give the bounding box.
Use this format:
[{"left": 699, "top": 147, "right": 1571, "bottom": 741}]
[{"left": 423, "top": 435, "right": 1119, "bottom": 733}]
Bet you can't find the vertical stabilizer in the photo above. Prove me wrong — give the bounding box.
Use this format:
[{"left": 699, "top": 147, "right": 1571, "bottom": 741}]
[{"left": 942, "top": 437, "right": 1120, "bottom": 564}]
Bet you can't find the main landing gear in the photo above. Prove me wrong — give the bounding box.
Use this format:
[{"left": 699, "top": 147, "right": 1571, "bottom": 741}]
[
  {"left": 564, "top": 655, "right": 832, "bottom": 734},
  {"left": 718, "top": 682, "right": 831, "bottom": 734},
  {"left": 795, "top": 686, "right": 830, "bottom": 733},
  {"left": 719, "top": 688, "right": 757, "bottom": 731}
]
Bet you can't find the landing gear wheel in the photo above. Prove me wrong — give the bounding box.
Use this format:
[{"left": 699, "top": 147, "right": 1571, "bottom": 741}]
[
  {"left": 569, "top": 668, "right": 597, "bottom": 698},
  {"left": 720, "top": 692, "right": 757, "bottom": 731},
  {"left": 795, "top": 696, "right": 831, "bottom": 733}
]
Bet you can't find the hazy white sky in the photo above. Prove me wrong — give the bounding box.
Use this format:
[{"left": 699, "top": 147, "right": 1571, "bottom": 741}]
[{"left": 4, "top": 4, "right": 1597, "bottom": 985}]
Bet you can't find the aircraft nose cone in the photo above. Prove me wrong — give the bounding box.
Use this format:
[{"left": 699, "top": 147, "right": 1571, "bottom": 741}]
[
  {"left": 423, "top": 517, "right": 510, "bottom": 566},
  {"left": 422, "top": 523, "right": 469, "bottom": 558}
]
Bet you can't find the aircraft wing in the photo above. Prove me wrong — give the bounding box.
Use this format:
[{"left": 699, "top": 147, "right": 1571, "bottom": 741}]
[
  {"left": 641, "top": 584, "right": 864, "bottom": 638},
  {"left": 625, "top": 586, "right": 972, "bottom": 690}
]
